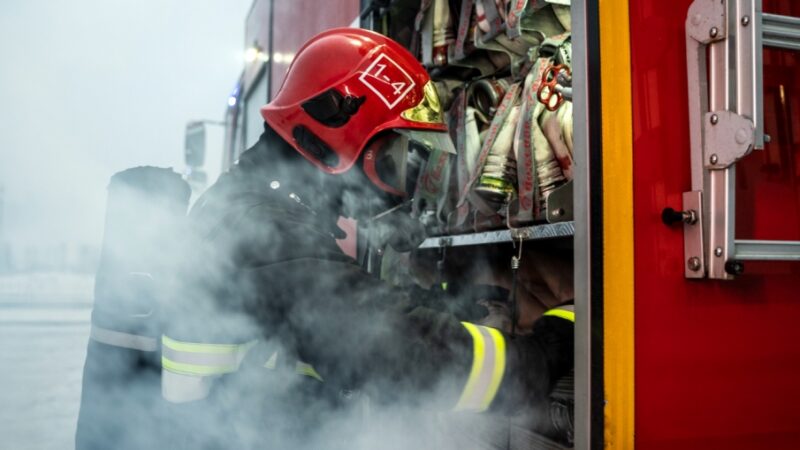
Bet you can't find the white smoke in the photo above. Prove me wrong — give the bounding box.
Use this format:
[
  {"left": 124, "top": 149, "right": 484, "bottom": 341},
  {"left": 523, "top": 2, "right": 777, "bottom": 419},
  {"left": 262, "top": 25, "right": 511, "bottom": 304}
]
[
  {"left": 67, "top": 149, "right": 573, "bottom": 449},
  {"left": 0, "top": 1, "right": 252, "bottom": 448},
  {"left": 0, "top": 2, "right": 575, "bottom": 448}
]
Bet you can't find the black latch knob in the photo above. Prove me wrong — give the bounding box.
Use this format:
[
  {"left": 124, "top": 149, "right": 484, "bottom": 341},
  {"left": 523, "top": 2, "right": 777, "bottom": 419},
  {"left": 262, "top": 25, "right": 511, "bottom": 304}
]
[
  {"left": 662, "top": 207, "right": 698, "bottom": 226},
  {"left": 725, "top": 260, "right": 745, "bottom": 276}
]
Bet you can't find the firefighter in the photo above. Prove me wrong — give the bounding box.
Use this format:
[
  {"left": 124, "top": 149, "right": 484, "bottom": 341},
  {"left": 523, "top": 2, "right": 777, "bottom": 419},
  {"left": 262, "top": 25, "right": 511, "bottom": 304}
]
[{"left": 160, "top": 28, "right": 573, "bottom": 448}]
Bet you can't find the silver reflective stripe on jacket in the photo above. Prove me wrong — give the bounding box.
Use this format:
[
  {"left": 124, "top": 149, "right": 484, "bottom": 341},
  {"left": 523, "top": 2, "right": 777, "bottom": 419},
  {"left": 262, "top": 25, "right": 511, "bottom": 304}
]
[{"left": 90, "top": 324, "right": 158, "bottom": 352}]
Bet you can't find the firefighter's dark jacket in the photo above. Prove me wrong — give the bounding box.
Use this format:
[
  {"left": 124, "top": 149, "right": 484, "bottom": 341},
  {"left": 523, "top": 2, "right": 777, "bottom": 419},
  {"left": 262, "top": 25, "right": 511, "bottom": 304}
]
[{"left": 163, "top": 127, "right": 573, "bottom": 428}]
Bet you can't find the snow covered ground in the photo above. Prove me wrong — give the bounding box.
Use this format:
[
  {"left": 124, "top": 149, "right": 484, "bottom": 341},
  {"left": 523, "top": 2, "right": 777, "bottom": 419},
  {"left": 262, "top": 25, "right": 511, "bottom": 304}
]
[{"left": 0, "top": 273, "right": 93, "bottom": 450}]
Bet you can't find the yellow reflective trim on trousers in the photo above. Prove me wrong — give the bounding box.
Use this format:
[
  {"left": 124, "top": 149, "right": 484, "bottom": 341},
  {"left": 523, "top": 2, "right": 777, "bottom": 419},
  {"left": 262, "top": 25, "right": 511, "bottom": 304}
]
[
  {"left": 161, "top": 356, "right": 238, "bottom": 376},
  {"left": 454, "top": 322, "right": 506, "bottom": 412},
  {"left": 455, "top": 322, "right": 485, "bottom": 411},
  {"left": 543, "top": 308, "right": 575, "bottom": 323},
  {"left": 161, "top": 335, "right": 245, "bottom": 354},
  {"left": 484, "top": 326, "right": 506, "bottom": 410}
]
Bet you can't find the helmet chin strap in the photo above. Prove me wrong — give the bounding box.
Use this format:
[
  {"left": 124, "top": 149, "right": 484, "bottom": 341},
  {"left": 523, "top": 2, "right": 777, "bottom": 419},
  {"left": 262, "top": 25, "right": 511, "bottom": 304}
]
[{"left": 370, "top": 199, "right": 413, "bottom": 222}]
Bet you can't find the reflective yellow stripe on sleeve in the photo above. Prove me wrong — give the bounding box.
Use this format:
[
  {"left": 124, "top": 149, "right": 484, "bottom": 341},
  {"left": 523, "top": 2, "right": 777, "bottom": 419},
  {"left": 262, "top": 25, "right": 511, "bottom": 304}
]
[
  {"left": 161, "top": 335, "right": 255, "bottom": 377},
  {"left": 543, "top": 306, "right": 575, "bottom": 323},
  {"left": 454, "top": 322, "right": 506, "bottom": 413},
  {"left": 295, "top": 361, "right": 324, "bottom": 382},
  {"left": 263, "top": 352, "right": 324, "bottom": 382},
  {"left": 264, "top": 351, "right": 279, "bottom": 370}
]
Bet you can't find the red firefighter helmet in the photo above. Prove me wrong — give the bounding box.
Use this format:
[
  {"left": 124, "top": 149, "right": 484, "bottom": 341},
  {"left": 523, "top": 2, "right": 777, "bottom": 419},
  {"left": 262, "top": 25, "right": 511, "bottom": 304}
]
[{"left": 261, "top": 28, "right": 453, "bottom": 195}]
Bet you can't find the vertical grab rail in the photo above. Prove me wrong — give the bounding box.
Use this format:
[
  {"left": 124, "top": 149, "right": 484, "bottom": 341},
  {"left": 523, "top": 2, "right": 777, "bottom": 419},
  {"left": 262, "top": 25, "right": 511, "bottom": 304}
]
[{"left": 683, "top": 0, "right": 800, "bottom": 280}]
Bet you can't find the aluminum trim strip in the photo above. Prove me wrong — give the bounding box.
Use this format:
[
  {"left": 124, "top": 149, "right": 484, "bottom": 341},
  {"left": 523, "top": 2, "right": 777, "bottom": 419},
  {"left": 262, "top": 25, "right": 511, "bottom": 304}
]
[
  {"left": 417, "top": 221, "right": 575, "bottom": 248},
  {"left": 734, "top": 240, "right": 800, "bottom": 260}
]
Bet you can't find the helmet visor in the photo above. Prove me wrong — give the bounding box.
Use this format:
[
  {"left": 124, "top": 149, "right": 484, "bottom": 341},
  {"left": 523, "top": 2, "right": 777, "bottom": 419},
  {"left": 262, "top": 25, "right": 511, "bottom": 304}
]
[
  {"left": 401, "top": 80, "right": 445, "bottom": 125},
  {"left": 364, "top": 132, "right": 410, "bottom": 197}
]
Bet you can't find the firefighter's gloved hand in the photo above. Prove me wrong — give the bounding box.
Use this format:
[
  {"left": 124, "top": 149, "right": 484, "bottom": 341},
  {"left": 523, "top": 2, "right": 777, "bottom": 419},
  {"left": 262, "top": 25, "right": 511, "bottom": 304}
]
[
  {"left": 477, "top": 299, "right": 512, "bottom": 333},
  {"left": 387, "top": 217, "right": 427, "bottom": 252}
]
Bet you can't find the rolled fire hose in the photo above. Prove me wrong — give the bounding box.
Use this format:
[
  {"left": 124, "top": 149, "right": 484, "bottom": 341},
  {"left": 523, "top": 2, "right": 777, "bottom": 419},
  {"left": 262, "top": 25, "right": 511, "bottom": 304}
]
[
  {"left": 467, "top": 77, "right": 511, "bottom": 122},
  {"left": 531, "top": 101, "right": 566, "bottom": 202},
  {"left": 474, "top": 102, "right": 522, "bottom": 211},
  {"left": 464, "top": 106, "right": 482, "bottom": 178},
  {"left": 541, "top": 107, "right": 574, "bottom": 181},
  {"left": 432, "top": 0, "right": 452, "bottom": 66}
]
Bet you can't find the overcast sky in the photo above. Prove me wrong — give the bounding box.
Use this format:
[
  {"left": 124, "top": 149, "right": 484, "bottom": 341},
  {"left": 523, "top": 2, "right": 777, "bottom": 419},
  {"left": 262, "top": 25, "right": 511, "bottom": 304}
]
[{"left": 0, "top": 0, "right": 252, "bottom": 247}]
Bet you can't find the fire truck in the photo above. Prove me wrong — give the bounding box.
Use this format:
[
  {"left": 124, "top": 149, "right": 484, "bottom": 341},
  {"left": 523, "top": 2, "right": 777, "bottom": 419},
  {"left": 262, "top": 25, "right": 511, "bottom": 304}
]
[{"left": 191, "top": 0, "right": 800, "bottom": 447}]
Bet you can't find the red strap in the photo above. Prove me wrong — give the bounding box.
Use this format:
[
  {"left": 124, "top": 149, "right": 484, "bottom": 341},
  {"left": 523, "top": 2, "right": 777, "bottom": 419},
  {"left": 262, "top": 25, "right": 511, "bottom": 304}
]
[
  {"left": 505, "top": 0, "right": 528, "bottom": 38},
  {"left": 477, "top": 0, "right": 505, "bottom": 41},
  {"left": 410, "top": 0, "right": 435, "bottom": 59},
  {"left": 453, "top": 0, "right": 475, "bottom": 61}
]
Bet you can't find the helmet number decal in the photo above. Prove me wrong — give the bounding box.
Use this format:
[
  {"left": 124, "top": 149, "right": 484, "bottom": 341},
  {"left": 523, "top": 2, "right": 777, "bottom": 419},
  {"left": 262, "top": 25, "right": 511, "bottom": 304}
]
[
  {"left": 358, "top": 53, "right": 416, "bottom": 109},
  {"left": 392, "top": 82, "right": 407, "bottom": 95}
]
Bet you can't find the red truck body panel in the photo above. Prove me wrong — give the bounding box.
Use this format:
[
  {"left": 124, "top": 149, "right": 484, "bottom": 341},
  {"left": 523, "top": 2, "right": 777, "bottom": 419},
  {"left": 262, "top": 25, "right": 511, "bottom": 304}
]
[
  {"left": 270, "top": 0, "right": 360, "bottom": 100},
  {"left": 630, "top": 0, "right": 800, "bottom": 447}
]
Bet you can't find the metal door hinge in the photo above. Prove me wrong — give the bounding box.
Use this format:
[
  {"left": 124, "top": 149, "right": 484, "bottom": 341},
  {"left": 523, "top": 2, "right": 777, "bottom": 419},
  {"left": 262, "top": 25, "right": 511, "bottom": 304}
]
[{"left": 703, "top": 111, "right": 755, "bottom": 169}]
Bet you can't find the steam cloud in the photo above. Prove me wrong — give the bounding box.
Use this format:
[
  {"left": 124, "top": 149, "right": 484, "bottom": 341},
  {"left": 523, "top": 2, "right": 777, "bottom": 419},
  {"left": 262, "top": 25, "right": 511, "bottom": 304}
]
[{"left": 73, "top": 145, "right": 572, "bottom": 449}]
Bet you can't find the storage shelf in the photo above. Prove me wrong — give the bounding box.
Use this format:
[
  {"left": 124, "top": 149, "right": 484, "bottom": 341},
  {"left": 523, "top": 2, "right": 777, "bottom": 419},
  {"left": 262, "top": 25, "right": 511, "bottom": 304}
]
[{"left": 418, "top": 221, "right": 575, "bottom": 249}]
